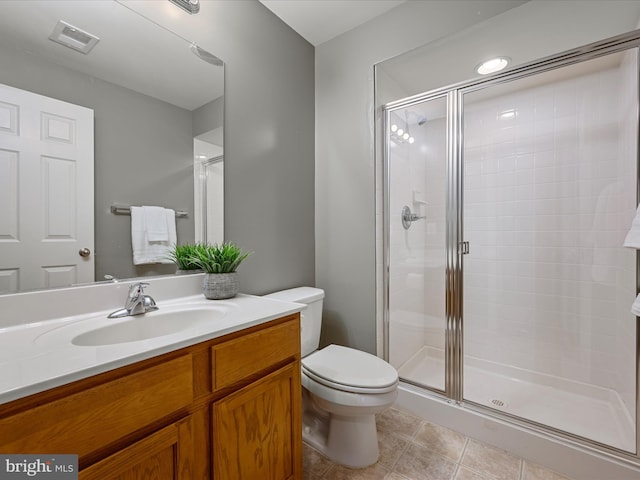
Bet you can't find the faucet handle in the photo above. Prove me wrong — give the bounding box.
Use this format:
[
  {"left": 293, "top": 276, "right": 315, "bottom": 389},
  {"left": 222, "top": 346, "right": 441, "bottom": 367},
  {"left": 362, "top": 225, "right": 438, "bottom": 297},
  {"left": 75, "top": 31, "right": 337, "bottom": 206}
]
[{"left": 128, "top": 282, "right": 150, "bottom": 298}]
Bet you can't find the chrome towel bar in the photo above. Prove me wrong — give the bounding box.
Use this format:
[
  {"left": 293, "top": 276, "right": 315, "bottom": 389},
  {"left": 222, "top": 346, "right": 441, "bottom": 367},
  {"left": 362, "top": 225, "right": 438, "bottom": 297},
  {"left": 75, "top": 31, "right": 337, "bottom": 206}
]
[{"left": 110, "top": 205, "right": 188, "bottom": 218}]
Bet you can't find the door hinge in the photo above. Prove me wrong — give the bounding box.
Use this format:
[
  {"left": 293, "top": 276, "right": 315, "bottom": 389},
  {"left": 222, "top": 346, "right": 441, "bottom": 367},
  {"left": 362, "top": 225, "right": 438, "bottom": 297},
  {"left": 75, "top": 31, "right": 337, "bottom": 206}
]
[{"left": 459, "top": 241, "right": 469, "bottom": 255}]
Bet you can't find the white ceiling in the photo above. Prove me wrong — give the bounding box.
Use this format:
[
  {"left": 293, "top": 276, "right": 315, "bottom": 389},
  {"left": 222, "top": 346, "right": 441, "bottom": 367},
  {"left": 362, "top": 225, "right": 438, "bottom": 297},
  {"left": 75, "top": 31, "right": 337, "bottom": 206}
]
[{"left": 259, "top": 0, "right": 407, "bottom": 46}]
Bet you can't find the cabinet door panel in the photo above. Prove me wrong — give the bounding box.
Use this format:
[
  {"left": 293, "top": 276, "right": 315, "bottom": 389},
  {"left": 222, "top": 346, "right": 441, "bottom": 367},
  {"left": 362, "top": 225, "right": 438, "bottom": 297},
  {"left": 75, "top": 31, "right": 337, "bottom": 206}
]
[
  {"left": 80, "top": 415, "right": 194, "bottom": 480},
  {"left": 213, "top": 362, "right": 302, "bottom": 480}
]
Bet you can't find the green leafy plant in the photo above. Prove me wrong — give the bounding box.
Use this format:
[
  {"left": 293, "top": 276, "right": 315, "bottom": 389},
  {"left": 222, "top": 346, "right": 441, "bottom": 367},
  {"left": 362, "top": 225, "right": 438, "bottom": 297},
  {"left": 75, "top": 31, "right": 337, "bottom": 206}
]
[
  {"left": 167, "top": 243, "right": 205, "bottom": 270},
  {"left": 191, "top": 242, "right": 251, "bottom": 274}
]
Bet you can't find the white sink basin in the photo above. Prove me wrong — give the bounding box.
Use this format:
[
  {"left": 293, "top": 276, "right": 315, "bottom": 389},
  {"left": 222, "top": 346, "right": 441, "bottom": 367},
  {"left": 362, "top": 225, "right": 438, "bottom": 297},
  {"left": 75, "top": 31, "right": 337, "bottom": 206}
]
[
  {"left": 35, "top": 304, "right": 231, "bottom": 347},
  {"left": 72, "top": 307, "right": 226, "bottom": 346}
]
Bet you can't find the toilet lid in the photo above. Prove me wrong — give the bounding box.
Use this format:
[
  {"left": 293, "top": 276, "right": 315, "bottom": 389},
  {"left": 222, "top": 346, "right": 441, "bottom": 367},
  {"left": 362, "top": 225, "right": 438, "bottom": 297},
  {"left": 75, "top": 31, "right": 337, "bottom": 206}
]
[{"left": 302, "top": 344, "right": 398, "bottom": 393}]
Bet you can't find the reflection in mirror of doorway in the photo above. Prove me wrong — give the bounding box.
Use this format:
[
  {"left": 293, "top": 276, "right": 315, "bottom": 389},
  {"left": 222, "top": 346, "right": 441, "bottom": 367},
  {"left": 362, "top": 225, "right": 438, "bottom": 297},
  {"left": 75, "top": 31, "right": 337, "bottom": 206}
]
[{"left": 194, "top": 134, "right": 224, "bottom": 245}]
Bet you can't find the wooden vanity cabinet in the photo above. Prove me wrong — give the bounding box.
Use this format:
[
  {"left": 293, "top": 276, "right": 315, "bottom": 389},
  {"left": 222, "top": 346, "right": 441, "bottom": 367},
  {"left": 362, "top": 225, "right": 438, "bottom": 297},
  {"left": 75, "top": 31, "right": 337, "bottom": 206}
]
[{"left": 0, "top": 314, "right": 302, "bottom": 480}]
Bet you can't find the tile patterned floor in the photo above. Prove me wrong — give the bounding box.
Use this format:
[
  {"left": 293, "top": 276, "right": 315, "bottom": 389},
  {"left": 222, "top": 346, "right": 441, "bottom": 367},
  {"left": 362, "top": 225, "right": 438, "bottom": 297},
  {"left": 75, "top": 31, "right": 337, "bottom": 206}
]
[{"left": 303, "top": 408, "right": 574, "bottom": 480}]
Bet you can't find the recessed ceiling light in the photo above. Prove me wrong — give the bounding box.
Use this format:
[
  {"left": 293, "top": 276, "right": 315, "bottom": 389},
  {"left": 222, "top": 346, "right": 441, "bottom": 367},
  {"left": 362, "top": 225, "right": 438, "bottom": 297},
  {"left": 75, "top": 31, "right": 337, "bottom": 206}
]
[{"left": 475, "top": 57, "right": 510, "bottom": 75}]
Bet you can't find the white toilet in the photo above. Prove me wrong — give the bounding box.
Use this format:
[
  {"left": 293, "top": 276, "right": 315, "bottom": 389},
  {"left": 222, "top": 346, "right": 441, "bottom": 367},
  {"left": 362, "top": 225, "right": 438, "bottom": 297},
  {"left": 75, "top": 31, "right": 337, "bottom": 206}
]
[{"left": 264, "top": 287, "right": 398, "bottom": 468}]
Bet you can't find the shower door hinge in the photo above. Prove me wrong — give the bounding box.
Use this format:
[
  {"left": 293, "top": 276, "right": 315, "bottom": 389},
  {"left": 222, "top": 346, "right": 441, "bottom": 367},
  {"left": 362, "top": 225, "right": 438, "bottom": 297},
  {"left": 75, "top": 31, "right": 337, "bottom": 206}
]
[{"left": 459, "top": 241, "right": 469, "bottom": 255}]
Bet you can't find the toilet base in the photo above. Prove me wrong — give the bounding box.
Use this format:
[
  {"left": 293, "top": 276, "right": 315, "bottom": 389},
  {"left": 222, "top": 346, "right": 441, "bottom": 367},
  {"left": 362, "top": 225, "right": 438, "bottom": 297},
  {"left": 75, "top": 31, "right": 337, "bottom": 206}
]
[{"left": 302, "top": 402, "right": 380, "bottom": 468}]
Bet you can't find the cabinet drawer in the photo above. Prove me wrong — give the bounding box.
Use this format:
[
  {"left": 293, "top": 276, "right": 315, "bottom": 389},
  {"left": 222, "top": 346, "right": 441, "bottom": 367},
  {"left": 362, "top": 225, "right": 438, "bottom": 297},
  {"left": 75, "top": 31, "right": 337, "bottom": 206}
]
[
  {"left": 211, "top": 318, "right": 299, "bottom": 390},
  {"left": 0, "top": 354, "right": 193, "bottom": 458}
]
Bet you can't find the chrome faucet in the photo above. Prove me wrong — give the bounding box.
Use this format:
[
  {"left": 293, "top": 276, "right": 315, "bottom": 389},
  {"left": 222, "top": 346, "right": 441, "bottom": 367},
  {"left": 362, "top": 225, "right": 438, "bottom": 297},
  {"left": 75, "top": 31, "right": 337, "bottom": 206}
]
[{"left": 108, "top": 282, "right": 159, "bottom": 318}]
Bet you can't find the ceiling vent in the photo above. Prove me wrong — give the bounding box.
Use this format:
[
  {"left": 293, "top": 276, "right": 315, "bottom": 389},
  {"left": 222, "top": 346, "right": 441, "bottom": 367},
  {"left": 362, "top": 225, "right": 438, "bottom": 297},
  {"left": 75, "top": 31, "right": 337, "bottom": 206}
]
[
  {"left": 168, "top": 0, "right": 200, "bottom": 14},
  {"left": 49, "top": 20, "right": 100, "bottom": 54}
]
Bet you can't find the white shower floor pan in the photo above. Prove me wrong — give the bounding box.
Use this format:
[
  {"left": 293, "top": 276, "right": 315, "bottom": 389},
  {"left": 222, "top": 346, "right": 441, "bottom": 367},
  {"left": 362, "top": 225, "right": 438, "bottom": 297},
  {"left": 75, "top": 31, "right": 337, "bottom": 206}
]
[{"left": 397, "top": 346, "right": 635, "bottom": 452}]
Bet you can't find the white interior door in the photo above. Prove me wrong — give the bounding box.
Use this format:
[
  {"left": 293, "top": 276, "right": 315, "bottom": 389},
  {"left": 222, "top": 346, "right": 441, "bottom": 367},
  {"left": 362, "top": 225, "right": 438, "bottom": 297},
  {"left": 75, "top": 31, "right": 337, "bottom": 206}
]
[{"left": 0, "top": 83, "right": 94, "bottom": 293}]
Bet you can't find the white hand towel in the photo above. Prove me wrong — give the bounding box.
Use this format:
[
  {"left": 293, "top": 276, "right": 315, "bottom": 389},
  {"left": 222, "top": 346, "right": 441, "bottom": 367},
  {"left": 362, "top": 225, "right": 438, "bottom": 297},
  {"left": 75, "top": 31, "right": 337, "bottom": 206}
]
[
  {"left": 632, "top": 293, "right": 640, "bottom": 317},
  {"left": 164, "top": 208, "right": 177, "bottom": 249},
  {"left": 624, "top": 205, "right": 640, "bottom": 248},
  {"left": 143, "top": 206, "right": 169, "bottom": 242},
  {"left": 131, "top": 207, "right": 177, "bottom": 265}
]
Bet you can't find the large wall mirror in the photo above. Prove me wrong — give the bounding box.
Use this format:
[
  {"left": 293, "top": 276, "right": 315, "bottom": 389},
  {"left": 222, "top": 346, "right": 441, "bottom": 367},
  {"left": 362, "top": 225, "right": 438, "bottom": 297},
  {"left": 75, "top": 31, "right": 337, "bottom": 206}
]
[{"left": 0, "top": 0, "right": 224, "bottom": 294}]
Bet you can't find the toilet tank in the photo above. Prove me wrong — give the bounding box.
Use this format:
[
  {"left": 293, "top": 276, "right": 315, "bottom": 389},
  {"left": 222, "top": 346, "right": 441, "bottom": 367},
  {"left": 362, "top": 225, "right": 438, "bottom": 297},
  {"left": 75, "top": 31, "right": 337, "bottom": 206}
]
[{"left": 263, "top": 287, "right": 324, "bottom": 357}]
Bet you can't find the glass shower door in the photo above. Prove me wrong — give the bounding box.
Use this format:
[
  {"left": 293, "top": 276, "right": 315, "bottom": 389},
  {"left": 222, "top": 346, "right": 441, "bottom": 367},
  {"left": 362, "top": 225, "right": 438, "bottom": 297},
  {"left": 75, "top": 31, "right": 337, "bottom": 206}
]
[
  {"left": 386, "top": 95, "right": 448, "bottom": 393},
  {"left": 461, "top": 50, "right": 638, "bottom": 452}
]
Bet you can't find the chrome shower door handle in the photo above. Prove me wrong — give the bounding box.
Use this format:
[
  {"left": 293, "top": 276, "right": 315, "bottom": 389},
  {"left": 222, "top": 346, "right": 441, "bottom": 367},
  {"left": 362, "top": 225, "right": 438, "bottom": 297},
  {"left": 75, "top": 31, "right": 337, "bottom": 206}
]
[{"left": 401, "top": 205, "right": 425, "bottom": 229}]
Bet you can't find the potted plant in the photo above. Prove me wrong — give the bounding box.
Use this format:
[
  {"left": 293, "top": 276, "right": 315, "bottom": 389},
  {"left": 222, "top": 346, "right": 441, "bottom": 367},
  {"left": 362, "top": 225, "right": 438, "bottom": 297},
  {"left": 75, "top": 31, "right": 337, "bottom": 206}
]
[
  {"left": 168, "top": 243, "right": 205, "bottom": 274},
  {"left": 190, "top": 242, "right": 251, "bottom": 299}
]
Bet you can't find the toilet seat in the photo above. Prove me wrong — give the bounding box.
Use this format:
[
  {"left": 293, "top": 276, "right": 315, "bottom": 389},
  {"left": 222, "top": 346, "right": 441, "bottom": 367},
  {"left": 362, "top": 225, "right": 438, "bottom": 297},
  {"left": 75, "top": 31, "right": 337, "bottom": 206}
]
[{"left": 302, "top": 344, "right": 398, "bottom": 394}]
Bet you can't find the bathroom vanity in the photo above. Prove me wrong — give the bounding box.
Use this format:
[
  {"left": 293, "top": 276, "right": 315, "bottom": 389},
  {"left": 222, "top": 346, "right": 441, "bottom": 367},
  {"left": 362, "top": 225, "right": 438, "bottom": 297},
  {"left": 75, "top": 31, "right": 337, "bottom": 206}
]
[{"left": 0, "top": 289, "right": 303, "bottom": 480}]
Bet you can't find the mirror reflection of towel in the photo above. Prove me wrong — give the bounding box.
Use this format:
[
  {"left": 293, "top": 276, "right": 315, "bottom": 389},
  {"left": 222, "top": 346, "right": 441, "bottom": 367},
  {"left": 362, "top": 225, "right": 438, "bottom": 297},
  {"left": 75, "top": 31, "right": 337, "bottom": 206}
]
[
  {"left": 131, "top": 206, "right": 176, "bottom": 265},
  {"left": 144, "top": 206, "right": 170, "bottom": 241}
]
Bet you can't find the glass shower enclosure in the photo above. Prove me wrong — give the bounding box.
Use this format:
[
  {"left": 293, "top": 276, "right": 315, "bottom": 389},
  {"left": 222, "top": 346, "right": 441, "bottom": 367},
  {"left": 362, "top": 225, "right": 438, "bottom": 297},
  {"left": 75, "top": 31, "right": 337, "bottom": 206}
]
[{"left": 383, "top": 39, "right": 639, "bottom": 454}]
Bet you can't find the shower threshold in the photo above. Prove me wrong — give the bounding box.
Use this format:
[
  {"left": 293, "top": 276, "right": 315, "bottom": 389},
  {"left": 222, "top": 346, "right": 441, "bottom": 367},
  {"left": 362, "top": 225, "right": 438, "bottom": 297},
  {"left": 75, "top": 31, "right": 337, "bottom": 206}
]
[{"left": 397, "top": 346, "right": 635, "bottom": 452}]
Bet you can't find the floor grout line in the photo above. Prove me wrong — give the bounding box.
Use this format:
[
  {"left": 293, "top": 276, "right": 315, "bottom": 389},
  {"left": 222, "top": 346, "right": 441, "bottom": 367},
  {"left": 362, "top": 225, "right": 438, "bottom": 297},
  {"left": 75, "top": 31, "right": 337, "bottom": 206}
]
[
  {"left": 458, "top": 436, "right": 470, "bottom": 464},
  {"left": 451, "top": 463, "right": 463, "bottom": 480}
]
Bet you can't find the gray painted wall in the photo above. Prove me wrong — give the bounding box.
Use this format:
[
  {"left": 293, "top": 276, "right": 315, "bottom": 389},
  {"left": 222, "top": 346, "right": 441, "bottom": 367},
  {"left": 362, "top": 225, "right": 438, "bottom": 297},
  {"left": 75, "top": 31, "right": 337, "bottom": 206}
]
[
  {"left": 0, "top": 45, "right": 196, "bottom": 282},
  {"left": 127, "top": 0, "right": 316, "bottom": 295},
  {"left": 193, "top": 96, "right": 223, "bottom": 138}
]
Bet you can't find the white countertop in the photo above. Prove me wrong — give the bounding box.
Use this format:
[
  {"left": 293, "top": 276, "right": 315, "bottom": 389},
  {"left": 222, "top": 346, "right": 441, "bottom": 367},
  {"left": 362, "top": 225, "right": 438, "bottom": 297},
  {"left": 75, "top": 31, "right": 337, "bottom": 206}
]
[{"left": 0, "top": 293, "right": 304, "bottom": 405}]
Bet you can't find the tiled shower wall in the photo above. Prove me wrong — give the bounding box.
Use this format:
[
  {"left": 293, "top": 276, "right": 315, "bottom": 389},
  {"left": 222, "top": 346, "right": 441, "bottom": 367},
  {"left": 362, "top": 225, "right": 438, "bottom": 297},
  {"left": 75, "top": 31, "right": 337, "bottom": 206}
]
[{"left": 463, "top": 55, "right": 637, "bottom": 416}]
